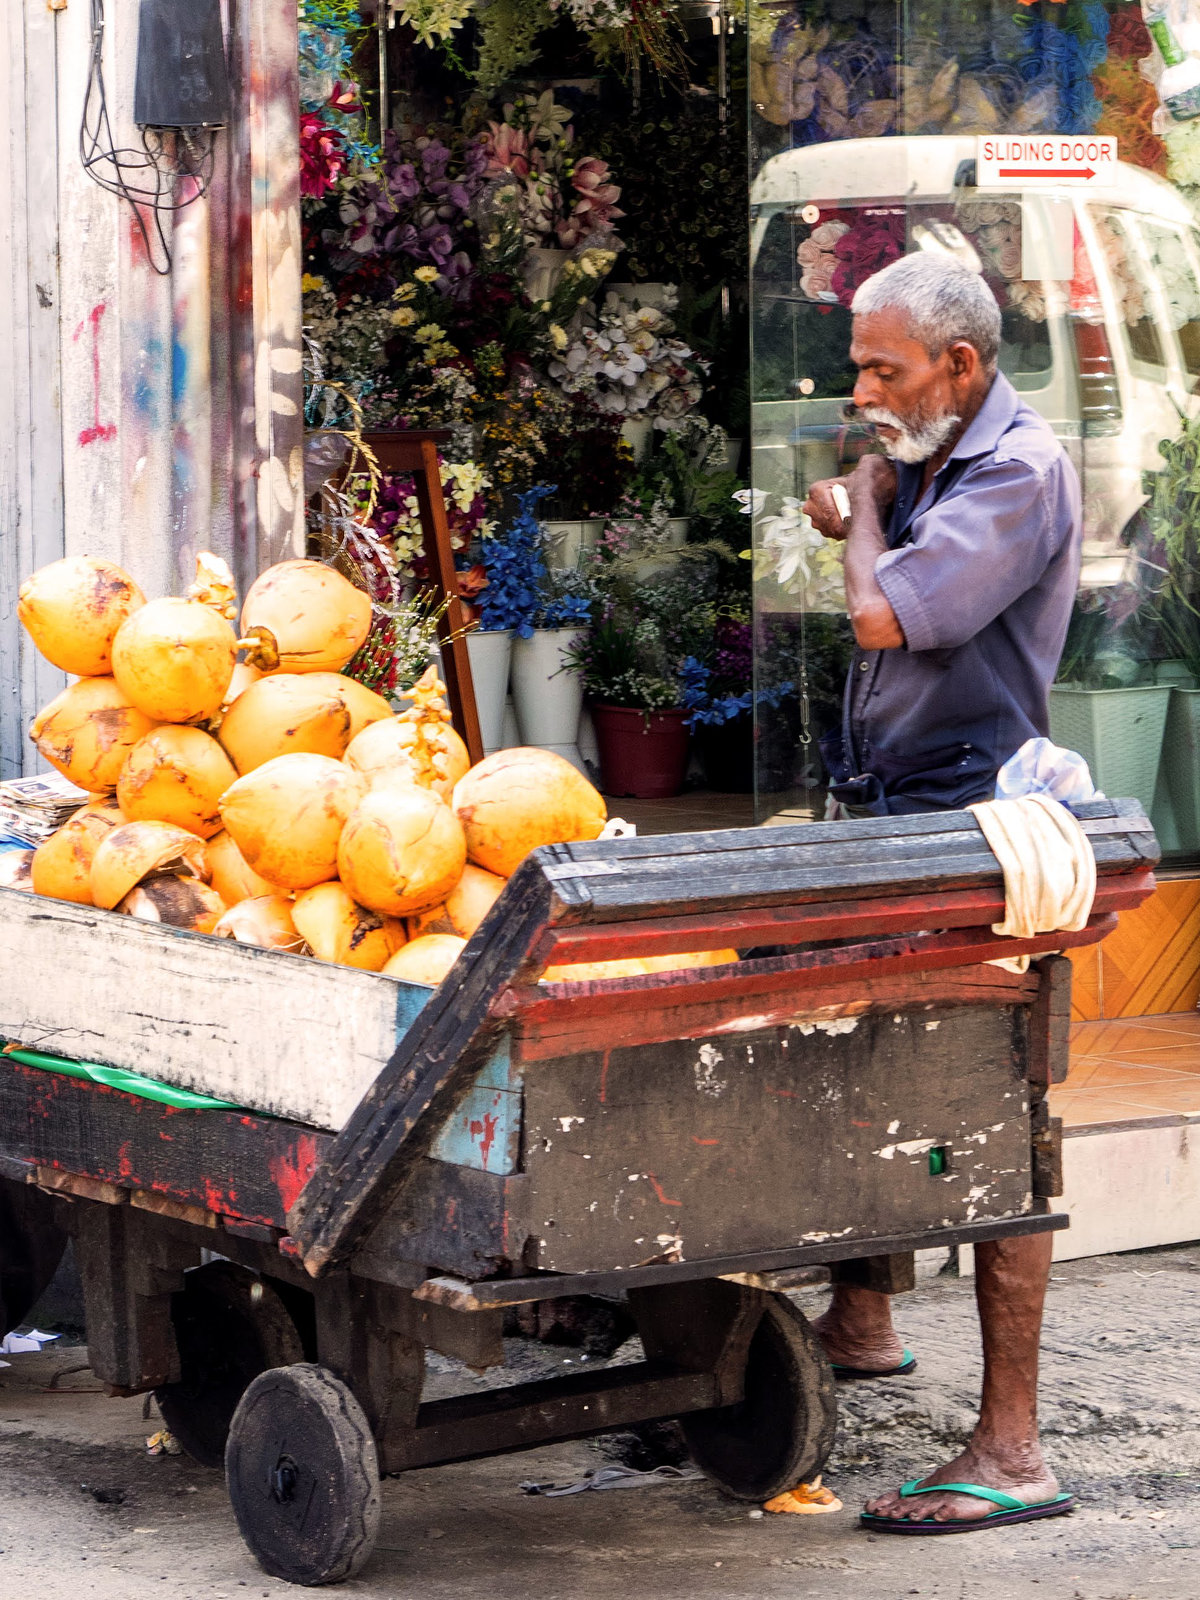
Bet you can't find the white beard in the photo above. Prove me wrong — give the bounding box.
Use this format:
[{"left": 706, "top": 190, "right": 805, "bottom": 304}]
[{"left": 860, "top": 405, "right": 961, "bottom": 465}]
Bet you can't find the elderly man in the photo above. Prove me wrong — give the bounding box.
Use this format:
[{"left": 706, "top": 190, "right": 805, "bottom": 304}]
[{"left": 802, "top": 251, "right": 1081, "bottom": 1533}]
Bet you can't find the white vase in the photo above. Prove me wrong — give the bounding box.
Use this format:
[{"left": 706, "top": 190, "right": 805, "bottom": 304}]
[
  {"left": 665, "top": 517, "right": 690, "bottom": 546},
  {"left": 621, "top": 416, "right": 654, "bottom": 461},
  {"left": 511, "top": 628, "right": 587, "bottom": 772},
  {"left": 607, "top": 281, "right": 676, "bottom": 311},
  {"left": 542, "top": 517, "right": 605, "bottom": 570},
  {"left": 501, "top": 695, "right": 521, "bottom": 751},
  {"left": 465, "top": 629, "right": 513, "bottom": 755},
  {"left": 523, "top": 246, "right": 569, "bottom": 303}
]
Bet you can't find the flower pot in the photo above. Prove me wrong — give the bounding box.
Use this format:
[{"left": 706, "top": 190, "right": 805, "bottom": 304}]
[
  {"left": 465, "top": 628, "right": 513, "bottom": 755},
  {"left": 542, "top": 518, "right": 604, "bottom": 570},
  {"left": 607, "top": 281, "right": 675, "bottom": 310},
  {"left": 523, "top": 246, "right": 569, "bottom": 302},
  {"left": 591, "top": 704, "right": 690, "bottom": 798},
  {"left": 1159, "top": 685, "right": 1200, "bottom": 851},
  {"left": 511, "top": 628, "right": 586, "bottom": 771},
  {"left": 694, "top": 716, "right": 755, "bottom": 793},
  {"left": 620, "top": 417, "right": 654, "bottom": 461},
  {"left": 1048, "top": 682, "right": 1170, "bottom": 818}
]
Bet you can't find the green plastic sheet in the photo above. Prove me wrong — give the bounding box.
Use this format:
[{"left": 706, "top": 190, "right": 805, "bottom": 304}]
[{"left": 3, "top": 1046, "right": 241, "bottom": 1111}]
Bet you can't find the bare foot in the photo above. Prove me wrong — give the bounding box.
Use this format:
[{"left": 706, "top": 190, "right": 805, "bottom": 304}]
[
  {"left": 863, "top": 1437, "right": 1060, "bottom": 1525},
  {"left": 813, "top": 1285, "right": 907, "bottom": 1373}
]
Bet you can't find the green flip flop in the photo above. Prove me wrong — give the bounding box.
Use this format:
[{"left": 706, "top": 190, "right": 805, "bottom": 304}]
[
  {"left": 859, "top": 1479, "right": 1077, "bottom": 1535},
  {"left": 831, "top": 1348, "right": 916, "bottom": 1381}
]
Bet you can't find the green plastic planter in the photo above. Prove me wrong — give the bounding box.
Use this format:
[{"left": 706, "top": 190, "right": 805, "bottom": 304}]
[{"left": 1048, "top": 682, "right": 1170, "bottom": 818}]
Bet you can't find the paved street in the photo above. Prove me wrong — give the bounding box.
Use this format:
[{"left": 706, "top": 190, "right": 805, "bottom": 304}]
[{"left": 3, "top": 1246, "right": 1200, "bottom": 1600}]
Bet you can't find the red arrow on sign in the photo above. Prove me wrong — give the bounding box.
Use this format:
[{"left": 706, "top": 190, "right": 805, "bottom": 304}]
[{"left": 998, "top": 166, "right": 1096, "bottom": 179}]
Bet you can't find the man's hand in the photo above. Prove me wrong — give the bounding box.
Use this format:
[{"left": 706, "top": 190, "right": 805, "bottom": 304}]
[
  {"left": 804, "top": 456, "right": 897, "bottom": 541},
  {"left": 803, "top": 476, "right": 854, "bottom": 541}
]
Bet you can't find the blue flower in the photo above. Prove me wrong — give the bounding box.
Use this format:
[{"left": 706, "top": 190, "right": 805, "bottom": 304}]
[{"left": 477, "top": 485, "right": 556, "bottom": 636}]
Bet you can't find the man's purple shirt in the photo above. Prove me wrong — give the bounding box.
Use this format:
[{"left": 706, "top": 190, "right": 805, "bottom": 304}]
[{"left": 821, "top": 373, "right": 1083, "bottom": 815}]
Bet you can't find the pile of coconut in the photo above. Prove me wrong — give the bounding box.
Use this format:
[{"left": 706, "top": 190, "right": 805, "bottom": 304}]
[{"left": 9, "top": 554, "right": 733, "bottom": 988}]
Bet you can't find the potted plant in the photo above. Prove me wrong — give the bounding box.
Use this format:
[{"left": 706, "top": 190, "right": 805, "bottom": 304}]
[
  {"left": 679, "top": 623, "right": 794, "bottom": 794},
  {"left": 466, "top": 485, "right": 555, "bottom": 753},
  {"left": 510, "top": 565, "right": 593, "bottom": 772},
  {"left": 1049, "top": 588, "right": 1168, "bottom": 820}
]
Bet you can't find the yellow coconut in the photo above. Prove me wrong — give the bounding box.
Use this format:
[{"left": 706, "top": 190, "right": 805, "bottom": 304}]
[
  {"left": 221, "top": 660, "right": 263, "bottom": 712},
  {"left": 30, "top": 801, "right": 124, "bottom": 904},
  {"left": 407, "top": 863, "right": 507, "bottom": 940},
  {"left": 119, "top": 876, "right": 227, "bottom": 934},
  {"left": 90, "top": 820, "right": 209, "bottom": 911},
  {"left": 544, "top": 949, "right": 741, "bottom": 983},
  {"left": 337, "top": 786, "right": 467, "bottom": 918},
  {"left": 0, "top": 850, "right": 34, "bottom": 891},
  {"left": 213, "top": 896, "right": 306, "bottom": 951},
  {"left": 219, "top": 753, "right": 366, "bottom": 892},
  {"left": 116, "top": 725, "right": 237, "bottom": 838},
  {"left": 301, "top": 673, "right": 392, "bottom": 740},
  {"left": 111, "top": 597, "right": 237, "bottom": 723},
  {"left": 453, "top": 748, "right": 607, "bottom": 878},
  {"left": 205, "top": 829, "right": 277, "bottom": 906},
  {"left": 382, "top": 934, "right": 466, "bottom": 987},
  {"left": 292, "top": 882, "right": 406, "bottom": 972},
  {"left": 218, "top": 674, "right": 354, "bottom": 774},
  {"left": 345, "top": 717, "right": 470, "bottom": 803},
  {"left": 30, "top": 677, "right": 159, "bottom": 793},
  {"left": 18, "top": 556, "right": 146, "bottom": 676},
  {"left": 240, "top": 560, "right": 372, "bottom": 674}
]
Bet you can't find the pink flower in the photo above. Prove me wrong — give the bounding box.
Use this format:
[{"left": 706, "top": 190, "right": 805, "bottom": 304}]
[
  {"left": 555, "top": 156, "right": 624, "bottom": 248},
  {"left": 299, "top": 112, "right": 347, "bottom": 199},
  {"left": 484, "top": 123, "right": 531, "bottom": 179}
]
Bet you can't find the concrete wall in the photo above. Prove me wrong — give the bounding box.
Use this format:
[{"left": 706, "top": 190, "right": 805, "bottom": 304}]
[{"left": 0, "top": 0, "right": 306, "bottom": 777}]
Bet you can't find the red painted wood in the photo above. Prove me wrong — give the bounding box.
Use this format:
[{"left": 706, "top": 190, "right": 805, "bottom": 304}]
[
  {"left": 532, "top": 871, "right": 1156, "bottom": 966},
  {"left": 499, "top": 915, "right": 1117, "bottom": 1060}
]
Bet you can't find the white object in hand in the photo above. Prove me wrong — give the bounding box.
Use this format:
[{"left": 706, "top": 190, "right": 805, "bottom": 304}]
[{"left": 831, "top": 484, "right": 851, "bottom": 524}]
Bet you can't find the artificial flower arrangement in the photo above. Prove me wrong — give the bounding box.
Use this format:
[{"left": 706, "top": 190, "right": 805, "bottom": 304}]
[
  {"left": 739, "top": 487, "right": 846, "bottom": 615},
  {"left": 298, "top": 0, "right": 380, "bottom": 199},
  {"left": 549, "top": 288, "right": 707, "bottom": 423},
  {"left": 482, "top": 92, "right": 624, "bottom": 253}
]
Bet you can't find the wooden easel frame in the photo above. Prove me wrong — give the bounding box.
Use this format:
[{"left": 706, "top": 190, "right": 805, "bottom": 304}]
[{"left": 351, "top": 429, "right": 484, "bottom": 764}]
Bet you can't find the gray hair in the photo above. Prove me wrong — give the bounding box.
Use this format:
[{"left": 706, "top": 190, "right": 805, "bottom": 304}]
[{"left": 851, "top": 253, "right": 1001, "bottom": 370}]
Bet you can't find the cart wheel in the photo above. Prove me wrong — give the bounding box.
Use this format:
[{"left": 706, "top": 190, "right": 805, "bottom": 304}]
[
  {"left": 0, "top": 1178, "right": 69, "bottom": 1338},
  {"left": 154, "top": 1261, "right": 305, "bottom": 1468},
  {"left": 681, "top": 1292, "right": 837, "bottom": 1502},
  {"left": 226, "top": 1363, "right": 380, "bottom": 1587}
]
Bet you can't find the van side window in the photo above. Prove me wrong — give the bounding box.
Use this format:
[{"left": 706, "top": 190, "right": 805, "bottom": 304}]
[
  {"left": 1089, "top": 209, "right": 1167, "bottom": 375},
  {"left": 1141, "top": 219, "right": 1200, "bottom": 383}
]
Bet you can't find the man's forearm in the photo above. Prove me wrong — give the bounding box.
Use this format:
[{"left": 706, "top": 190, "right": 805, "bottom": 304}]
[{"left": 845, "top": 477, "right": 904, "bottom": 651}]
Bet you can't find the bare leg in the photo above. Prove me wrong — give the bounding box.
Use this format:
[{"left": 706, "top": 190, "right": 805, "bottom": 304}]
[
  {"left": 864, "top": 1231, "right": 1058, "bottom": 1524},
  {"left": 813, "top": 1285, "right": 907, "bottom": 1372}
]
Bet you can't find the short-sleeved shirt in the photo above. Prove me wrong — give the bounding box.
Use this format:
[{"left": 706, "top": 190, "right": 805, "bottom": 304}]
[{"left": 819, "top": 372, "right": 1082, "bottom": 815}]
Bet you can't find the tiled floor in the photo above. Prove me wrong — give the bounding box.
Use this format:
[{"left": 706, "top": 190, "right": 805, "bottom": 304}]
[
  {"left": 1057, "top": 1013, "right": 1200, "bottom": 1128},
  {"left": 601, "top": 790, "right": 758, "bottom": 835}
]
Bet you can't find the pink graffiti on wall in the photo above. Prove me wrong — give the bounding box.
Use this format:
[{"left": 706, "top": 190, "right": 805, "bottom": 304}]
[{"left": 74, "top": 302, "right": 117, "bottom": 447}]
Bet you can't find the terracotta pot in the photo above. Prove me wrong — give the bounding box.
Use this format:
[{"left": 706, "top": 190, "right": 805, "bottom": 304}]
[{"left": 591, "top": 704, "right": 690, "bottom": 798}]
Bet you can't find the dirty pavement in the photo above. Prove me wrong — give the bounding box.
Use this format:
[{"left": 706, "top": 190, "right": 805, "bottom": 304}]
[{"left": 2, "top": 1245, "right": 1198, "bottom": 1600}]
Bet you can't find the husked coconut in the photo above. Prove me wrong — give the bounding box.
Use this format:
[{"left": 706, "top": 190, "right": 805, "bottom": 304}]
[
  {"left": 117, "top": 725, "right": 237, "bottom": 838},
  {"left": 219, "top": 753, "right": 366, "bottom": 891},
  {"left": 292, "top": 881, "right": 405, "bottom": 971},
  {"left": 407, "top": 862, "right": 506, "bottom": 940},
  {"left": 205, "top": 829, "right": 276, "bottom": 906},
  {"left": 382, "top": 933, "right": 466, "bottom": 987},
  {"left": 240, "top": 560, "right": 371, "bottom": 674},
  {"left": 337, "top": 786, "right": 466, "bottom": 917},
  {"left": 213, "top": 896, "right": 306, "bottom": 951},
  {"left": 302, "top": 673, "right": 392, "bottom": 740},
  {"left": 218, "top": 674, "right": 353, "bottom": 774},
  {"left": 31, "top": 800, "right": 123, "bottom": 904},
  {"left": 453, "top": 747, "right": 607, "bottom": 877},
  {"left": 543, "top": 949, "right": 740, "bottom": 983},
  {"left": 119, "top": 876, "right": 227, "bottom": 934},
  {"left": 112, "top": 597, "right": 237, "bottom": 723},
  {"left": 0, "top": 850, "right": 34, "bottom": 891},
  {"left": 90, "top": 820, "right": 209, "bottom": 911},
  {"left": 30, "top": 677, "right": 158, "bottom": 792},
  {"left": 18, "top": 556, "right": 145, "bottom": 676}
]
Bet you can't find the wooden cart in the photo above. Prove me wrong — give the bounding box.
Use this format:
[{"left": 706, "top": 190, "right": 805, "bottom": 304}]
[{"left": 0, "top": 802, "right": 1157, "bottom": 1584}]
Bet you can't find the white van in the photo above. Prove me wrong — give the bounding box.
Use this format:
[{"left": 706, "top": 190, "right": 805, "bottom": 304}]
[{"left": 749, "top": 134, "right": 1200, "bottom": 587}]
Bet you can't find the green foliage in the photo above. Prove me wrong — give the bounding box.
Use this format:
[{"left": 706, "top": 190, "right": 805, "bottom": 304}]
[{"left": 474, "top": 0, "right": 554, "bottom": 90}]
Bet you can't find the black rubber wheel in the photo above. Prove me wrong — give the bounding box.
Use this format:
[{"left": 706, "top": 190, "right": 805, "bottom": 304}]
[
  {"left": 680, "top": 1292, "right": 837, "bottom": 1501},
  {"left": 226, "top": 1363, "right": 380, "bottom": 1587},
  {"left": 154, "top": 1261, "right": 305, "bottom": 1468},
  {"left": 0, "top": 1178, "right": 69, "bottom": 1337}
]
